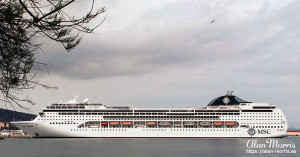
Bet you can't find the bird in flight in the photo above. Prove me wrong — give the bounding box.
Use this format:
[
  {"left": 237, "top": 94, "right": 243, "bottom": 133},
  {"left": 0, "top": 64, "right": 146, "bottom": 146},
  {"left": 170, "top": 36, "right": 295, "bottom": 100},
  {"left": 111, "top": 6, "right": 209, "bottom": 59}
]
[{"left": 211, "top": 20, "right": 216, "bottom": 24}]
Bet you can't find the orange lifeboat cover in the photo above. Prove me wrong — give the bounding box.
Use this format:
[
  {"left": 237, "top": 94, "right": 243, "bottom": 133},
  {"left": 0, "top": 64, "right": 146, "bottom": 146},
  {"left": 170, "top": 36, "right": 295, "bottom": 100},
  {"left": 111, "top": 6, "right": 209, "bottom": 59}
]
[
  {"left": 226, "top": 122, "right": 236, "bottom": 125},
  {"left": 214, "top": 121, "right": 223, "bottom": 125},
  {"left": 110, "top": 122, "right": 120, "bottom": 125},
  {"left": 146, "top": 121, "right": 157, "bottom": 125},
  {"left": 122, "top": 121, "right": 132, "bottom": 125}
]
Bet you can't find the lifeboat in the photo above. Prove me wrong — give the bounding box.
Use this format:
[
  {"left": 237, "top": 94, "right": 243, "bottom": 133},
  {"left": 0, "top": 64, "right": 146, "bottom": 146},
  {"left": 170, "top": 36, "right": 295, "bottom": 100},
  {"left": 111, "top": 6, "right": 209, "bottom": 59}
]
[
  {"left": 122, "top": 121, "right": 132, "bottom": 125},
  {"left": 213, "top": 121, "right": 223, "bottom": 125},
  {"left": 225, "top": 122, "right": 236, "bottom": 125},
  {"left": 110, "top": 121, "right": 120, "bottom": 125},
  {"left": 159, "top": 122, "right": 172, "bottom": 126},
  {"left": 183, "top": 121, "right": 196, "bottom": 126},
  {"left": 146, "top": 121, "right": 157, "bottom": 125},
  {"left": 101, "top": 122, "right": 108, "bottom": 126}
]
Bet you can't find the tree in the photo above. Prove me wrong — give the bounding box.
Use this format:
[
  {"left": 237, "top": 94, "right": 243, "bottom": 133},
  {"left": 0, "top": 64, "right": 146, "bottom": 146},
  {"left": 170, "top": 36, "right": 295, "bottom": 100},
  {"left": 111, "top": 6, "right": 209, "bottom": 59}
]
[{"left": 0, "top": 0, "right": 105, "bottom": 109}]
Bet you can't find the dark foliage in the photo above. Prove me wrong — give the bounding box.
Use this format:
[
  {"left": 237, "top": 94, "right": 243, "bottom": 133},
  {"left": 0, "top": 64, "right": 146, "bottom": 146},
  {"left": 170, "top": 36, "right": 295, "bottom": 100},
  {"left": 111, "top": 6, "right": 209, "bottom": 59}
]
[{"left": 0, "top": 0, "right": 105, "bottom": 109}]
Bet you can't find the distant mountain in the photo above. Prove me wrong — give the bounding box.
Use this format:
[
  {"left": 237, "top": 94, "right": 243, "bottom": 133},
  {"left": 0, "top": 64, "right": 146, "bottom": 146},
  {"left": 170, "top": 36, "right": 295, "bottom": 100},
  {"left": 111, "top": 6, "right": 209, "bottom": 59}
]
[
  {"left": 288, "top": 127, "right": 300, "bottom": 131},
  {"left": 0, "top": 108, "right": 36, "bottom": 122}
]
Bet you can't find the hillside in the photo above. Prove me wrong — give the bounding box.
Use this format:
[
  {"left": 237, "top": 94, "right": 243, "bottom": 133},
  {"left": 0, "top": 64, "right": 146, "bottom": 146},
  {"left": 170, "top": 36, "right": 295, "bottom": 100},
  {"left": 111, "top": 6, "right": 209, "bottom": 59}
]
[{"left": 0, "top": 108, "right": 37, "bottom": 122}]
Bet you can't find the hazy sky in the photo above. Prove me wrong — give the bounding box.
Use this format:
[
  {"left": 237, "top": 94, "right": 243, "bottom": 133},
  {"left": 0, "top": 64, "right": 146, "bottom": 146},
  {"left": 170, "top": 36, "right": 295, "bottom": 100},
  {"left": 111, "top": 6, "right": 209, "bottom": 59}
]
[{"left": 2, "top": 0, "right": 300, "bottom": 127}]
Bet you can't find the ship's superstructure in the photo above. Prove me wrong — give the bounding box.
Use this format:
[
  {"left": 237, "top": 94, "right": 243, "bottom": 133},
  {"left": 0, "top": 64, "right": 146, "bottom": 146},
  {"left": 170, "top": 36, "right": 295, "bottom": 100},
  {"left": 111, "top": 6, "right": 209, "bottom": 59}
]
[{"left": 12, "top": 92, "right": 288, "bottom": 137}]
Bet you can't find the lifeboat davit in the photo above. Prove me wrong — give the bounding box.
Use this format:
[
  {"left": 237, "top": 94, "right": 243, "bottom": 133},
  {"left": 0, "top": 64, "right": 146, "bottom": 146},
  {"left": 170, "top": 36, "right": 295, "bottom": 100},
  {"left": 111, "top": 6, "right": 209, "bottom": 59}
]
[
  {"left": 183, "top": 121, "right": 197, "bottom": 126},
  {"left": 199, "top": 121, "right": 212, "bottom": 126}
]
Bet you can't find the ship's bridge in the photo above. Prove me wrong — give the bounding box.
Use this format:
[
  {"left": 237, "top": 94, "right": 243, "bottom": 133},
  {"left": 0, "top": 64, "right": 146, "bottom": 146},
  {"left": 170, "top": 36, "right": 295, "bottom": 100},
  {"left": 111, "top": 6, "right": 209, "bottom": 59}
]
[{"left": 207, "top": 91, "right": 251, "bottom": 106}]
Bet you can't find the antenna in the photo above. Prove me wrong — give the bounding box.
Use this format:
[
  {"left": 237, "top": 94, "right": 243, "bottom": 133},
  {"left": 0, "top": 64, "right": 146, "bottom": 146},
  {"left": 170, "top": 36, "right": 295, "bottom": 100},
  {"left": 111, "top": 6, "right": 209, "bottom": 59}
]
[{"left": 226, "top": 91, "right": 234, "bottom": 96}]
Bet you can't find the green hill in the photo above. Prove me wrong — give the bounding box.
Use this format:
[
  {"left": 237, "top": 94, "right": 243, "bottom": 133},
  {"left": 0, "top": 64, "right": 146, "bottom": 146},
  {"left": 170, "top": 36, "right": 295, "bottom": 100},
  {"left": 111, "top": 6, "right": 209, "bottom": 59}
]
[{"left": 0, "top": 108, "right": 36, "bottom": 122}]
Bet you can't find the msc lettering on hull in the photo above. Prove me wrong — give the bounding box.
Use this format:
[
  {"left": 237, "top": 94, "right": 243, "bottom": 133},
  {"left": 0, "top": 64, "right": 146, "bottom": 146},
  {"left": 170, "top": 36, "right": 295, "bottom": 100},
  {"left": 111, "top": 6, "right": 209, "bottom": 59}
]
[{"left": 257, "top": 129, "right": 271, "bottom": 134}]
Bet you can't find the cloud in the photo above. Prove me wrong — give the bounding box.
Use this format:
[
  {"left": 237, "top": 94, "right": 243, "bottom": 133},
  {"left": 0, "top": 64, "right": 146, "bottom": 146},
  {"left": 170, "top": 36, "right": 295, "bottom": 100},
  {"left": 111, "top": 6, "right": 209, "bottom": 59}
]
[
  {"left": 37, "top": 0, "right": 299, "bottom": 81},
  {"left": 21, "top": 0, "right": 300, "bottom": 127}
]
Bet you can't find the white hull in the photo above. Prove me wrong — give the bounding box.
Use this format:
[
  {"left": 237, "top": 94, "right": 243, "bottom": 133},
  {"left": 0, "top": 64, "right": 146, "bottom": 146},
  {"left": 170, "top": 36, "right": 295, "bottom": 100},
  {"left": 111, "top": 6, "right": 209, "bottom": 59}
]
[{"left": 12, "top": 121, "right": 287, "bottom": 138}]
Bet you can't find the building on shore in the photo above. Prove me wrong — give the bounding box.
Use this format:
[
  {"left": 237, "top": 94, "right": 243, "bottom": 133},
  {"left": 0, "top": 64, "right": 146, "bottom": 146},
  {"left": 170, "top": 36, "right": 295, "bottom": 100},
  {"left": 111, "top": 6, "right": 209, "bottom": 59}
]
[
  {"left": 0, "top": 129, "right": 32, "bottom": 138},
  {"left": 288, "top": 130, "right": 300, "bottom": 136},
  {"left": 0, "top": 122, "right": 11, "bottom": 129},
  {"left": 0, "top": 130, "right": 23, "bottom": 136}
]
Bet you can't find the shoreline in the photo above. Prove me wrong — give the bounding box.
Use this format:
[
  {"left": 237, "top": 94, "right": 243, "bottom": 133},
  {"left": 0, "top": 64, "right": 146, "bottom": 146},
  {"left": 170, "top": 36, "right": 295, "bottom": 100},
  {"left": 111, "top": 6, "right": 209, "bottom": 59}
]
[{"left": 0, "top": 135, "right": 32, "bottom": 138}]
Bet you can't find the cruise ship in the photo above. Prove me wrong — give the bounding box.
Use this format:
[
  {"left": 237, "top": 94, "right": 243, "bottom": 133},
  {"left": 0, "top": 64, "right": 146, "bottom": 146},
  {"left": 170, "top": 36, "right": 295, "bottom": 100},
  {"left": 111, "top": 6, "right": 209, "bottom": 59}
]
[{"left": 12, "top": 92, "right": 288, "bottom": 138}]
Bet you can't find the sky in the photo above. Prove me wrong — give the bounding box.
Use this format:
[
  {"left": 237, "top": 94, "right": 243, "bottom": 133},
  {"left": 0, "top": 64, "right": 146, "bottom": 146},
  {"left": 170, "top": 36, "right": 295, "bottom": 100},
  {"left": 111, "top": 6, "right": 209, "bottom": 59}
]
[{"left": 2, "top": 0, "right": 300, "bottom": 128}]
